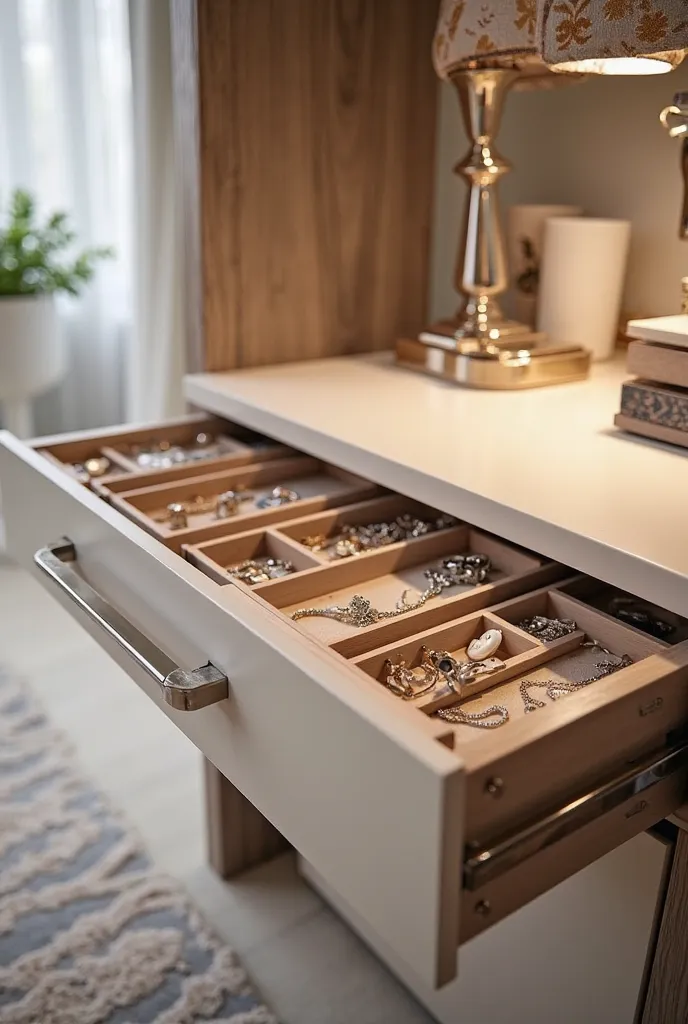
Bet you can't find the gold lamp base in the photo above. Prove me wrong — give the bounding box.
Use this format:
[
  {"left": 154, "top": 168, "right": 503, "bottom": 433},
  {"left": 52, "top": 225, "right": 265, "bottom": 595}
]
[
  {"left": 396, "top": 335, "right": 591, "bottom": 390},
  {"left": 425, "top": 317, "right": 534, "bottom": 347}
]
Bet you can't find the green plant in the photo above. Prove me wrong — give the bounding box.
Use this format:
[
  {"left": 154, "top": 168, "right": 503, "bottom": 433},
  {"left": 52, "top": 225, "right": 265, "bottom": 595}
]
[{"left": 0, "top": 189, "right": 113, "bottom": 297}]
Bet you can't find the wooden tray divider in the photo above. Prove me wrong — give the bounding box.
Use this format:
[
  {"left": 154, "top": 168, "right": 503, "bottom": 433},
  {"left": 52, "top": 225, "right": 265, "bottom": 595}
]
[
  {"left": 92, "top": 442, "right": 293, "bottom": 498},
  {"left": 109, "top": 456, "right": 379, "bottom": 552},
  {"left": 255, "top": 525, "right": 471, "bottom": 605},
  {"left": 272, "top": 494, "right": 454, "bottom": 559},
  {"left": 36, "top": 414, "right": 224, "bottom": 470},
  {"left": 351, "top": 611, "right": 552, "bottom": 714},
  {"left": 545, "top": 590, "right": 670, "bottom": 660},
  {"left": 268, "top": 527, "right": 562, "bottom": 658},
  {"left": 555, "top": 574, "right": 684, "bottom": 646},
  {"left": 184, "top": 526, "right": 322, "bottom": 589},
  {"left": 491, "top": 583, "right": 666, "bottom": 660},
  {"left": 112, "top": 455, "right": 319, "bottom": 507},
  {"left": 36, "top": 413, "right": 293, "bottom": 489}
]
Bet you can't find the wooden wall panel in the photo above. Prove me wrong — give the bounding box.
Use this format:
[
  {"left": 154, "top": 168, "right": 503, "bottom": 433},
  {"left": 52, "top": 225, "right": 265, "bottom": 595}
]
[{"left": 172, "top": 0, "right": 439, "bottom": 372}]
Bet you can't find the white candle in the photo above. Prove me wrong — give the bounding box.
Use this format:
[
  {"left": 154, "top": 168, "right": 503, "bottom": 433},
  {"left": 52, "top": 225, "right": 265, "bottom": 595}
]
[{"left": 537, "top": 217, "right": 631, "bottom": 361}]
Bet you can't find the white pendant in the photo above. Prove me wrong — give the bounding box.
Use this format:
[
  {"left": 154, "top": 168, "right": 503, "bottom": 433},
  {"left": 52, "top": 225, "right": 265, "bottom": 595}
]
[{"left": 467, "top": 629, "right": 503, "bottom": 661}]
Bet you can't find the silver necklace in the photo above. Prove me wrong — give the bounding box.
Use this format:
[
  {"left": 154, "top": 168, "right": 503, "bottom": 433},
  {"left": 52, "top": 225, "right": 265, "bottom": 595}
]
[
  {"left": 436, "top": 704, "right": 509, "bottom": 729},
  {"left": 227, "top": 557, "right": 294, "bottom": 585},
  {"left": 291, "top": 551, "right": 491, "bottom": 626},
  {"left": 302, "top": 514, "right": 458, "bottom": 559},
  {"left": 291, "top": 585, "right": 442, "bottom": 627},
  {"left": 519, "top": 642, "right": 633, "bottom": 713}
]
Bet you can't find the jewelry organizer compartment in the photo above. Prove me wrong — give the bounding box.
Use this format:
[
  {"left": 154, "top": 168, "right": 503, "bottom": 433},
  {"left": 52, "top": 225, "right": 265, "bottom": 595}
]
[
  {"left": 556, "top": 574, "right": 688, "bottom": 644},
  {"left": 258, "top": 524, "right": 553, "bottom": 653},
  {"left": 426, "top": 586, "right": 666, "bottom": 741},
  {"left": 273, "top": 494, "right": 461, "bottom": 562},
  {"left": 352, "top": 611, "right": 550, "bottom": 713},
  {"left": 36, "top": 414, "right": 290, "bottom": 488},
  {"left": 109, "top": 456, "right": 380, "bottom": 552},
  {"left": 184, "top": 527, "right": 323, "bottom": 588}
]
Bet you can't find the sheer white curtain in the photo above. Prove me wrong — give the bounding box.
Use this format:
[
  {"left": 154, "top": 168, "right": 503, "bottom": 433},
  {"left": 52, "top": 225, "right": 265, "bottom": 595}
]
[
  {"left": 0, "top": 0, "right": 184, "bottom": 434},
  {"left": 127, "top": 0, "right": 185, "bottom": 422}
]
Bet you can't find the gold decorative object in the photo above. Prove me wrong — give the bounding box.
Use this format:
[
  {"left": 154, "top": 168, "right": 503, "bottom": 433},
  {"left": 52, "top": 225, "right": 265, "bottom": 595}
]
[
  {"left": 399, "top": 0, "right": 686, "bottom": 389},
  {"left": 660, "top": 93, "right": 688, "bottom": 238}
]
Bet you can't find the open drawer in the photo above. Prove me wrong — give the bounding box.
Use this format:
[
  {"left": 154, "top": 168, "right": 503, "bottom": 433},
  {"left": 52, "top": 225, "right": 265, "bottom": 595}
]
[{"left": 2, "top": 422, "right": 688, "bottom": 992}]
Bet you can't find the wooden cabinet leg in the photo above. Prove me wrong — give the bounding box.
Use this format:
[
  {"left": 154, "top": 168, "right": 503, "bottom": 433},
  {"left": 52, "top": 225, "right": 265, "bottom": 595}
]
[
  {"left": 204, "top": 758, "right": 290, "bottom": 879},
  {"left": 639, "top": 827, "right": 688, "bottom": 1024}
]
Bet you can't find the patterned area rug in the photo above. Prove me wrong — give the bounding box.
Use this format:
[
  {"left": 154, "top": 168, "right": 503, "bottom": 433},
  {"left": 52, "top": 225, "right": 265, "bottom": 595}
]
[{"left": 0, "top": 670, "right": 277, "bottom": 1024}]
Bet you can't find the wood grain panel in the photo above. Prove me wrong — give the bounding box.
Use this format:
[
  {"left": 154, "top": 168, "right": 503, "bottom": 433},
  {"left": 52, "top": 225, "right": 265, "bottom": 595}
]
[
  {"left": 172, "top": 0, "right": 439, "bottom": 372},
  {"left": 170, "top": 0, "right": 203, "bottom": 373},
  {"left": 640, "top": 828, "right": 688, "bottom": 1024},
  {"left": 204, "top": 759, "right": 290, "bottom": 878}
]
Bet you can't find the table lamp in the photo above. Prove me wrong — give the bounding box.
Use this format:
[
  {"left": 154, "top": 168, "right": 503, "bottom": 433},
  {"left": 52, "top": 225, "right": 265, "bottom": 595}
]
[{"left": 396, "top": 0, "right": 686, "bottom": 389}]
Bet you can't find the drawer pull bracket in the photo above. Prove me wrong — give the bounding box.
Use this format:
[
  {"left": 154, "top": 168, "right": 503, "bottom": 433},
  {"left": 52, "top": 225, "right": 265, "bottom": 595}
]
[
  {"left": 464, "top": 739, "right": 688, "bottom": 890},
  {"left": 34, "top": 538, "right": 229, "bottom": 712}
]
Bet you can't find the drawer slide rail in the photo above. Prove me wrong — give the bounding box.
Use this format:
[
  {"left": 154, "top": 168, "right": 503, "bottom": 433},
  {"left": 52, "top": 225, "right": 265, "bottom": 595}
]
[{"left": 465, "top": 740, "right": 688, "bottom": 890}]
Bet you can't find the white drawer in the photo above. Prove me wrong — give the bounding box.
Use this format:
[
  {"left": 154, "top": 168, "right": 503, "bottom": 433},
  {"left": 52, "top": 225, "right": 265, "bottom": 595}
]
[{"left": 2, "top": 424, "right": 688, "bottom": 991}]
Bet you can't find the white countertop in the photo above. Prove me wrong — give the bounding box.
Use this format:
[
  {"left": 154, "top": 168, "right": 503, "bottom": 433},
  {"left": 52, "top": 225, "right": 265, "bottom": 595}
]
[{"left": 185, "top": 353, "right": 688, "bottom": 616}]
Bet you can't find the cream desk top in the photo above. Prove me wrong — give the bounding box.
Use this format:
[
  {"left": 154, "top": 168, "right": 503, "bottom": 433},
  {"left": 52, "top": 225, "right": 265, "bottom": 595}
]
[{"left": 185, "top": 353, "right": 688, "bottom": 617}]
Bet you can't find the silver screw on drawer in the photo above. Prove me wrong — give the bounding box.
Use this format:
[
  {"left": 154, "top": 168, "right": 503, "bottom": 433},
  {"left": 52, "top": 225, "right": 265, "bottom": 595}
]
[{"left": 484, "top": 776, "right": 504, "bottom": 798}]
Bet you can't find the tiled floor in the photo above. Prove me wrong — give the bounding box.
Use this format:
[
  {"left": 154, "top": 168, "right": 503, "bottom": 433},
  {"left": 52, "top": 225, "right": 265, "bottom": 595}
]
[{"left": 0, "top": 559, "right": 434, "bottom": 1024}]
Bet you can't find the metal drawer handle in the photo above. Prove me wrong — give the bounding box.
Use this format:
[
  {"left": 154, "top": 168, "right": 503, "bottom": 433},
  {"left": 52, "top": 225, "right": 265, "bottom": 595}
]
[
  {"left": 464, "top": 739, "right": 688, "bottom": 891},
  {"left": 34, "top": 538, "right": 229, "bottom": 712}
]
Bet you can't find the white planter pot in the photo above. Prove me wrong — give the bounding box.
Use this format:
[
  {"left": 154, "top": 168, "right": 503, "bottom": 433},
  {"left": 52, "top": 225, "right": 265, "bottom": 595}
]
[{"left": 0, "top": 295, "right": 65, "bottom": 400}]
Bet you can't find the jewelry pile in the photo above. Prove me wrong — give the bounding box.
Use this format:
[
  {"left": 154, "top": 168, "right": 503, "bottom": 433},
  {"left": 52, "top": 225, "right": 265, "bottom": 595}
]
[
  {"left": 608, "top": 597, "right": 675, "bottom": 640},
  {"left": 227, "top": 556, "right": 294, "bottom": 585},
  {"left": 290, "top": 551, "right": 491, "bottom": 627},
  {"left": 382, "top": 630, "right": 505, "bottom": 707},
  {"left": 130, "top": 431, "right": 233, "bottom": 470},
  {"left": 424, "top": 553, "right": 491, "bottom": 590},
  {"left": 517, "top": 615, "right": 577, "bottom": 642},
  {"left": 380, "top": 635, "right": 634, "bottom": 732},
  {"left": 302, "top": 513, "right": 458, "bottom": 560},
  {"left": 519, "top": 641, "right": 633, "bottom": 713},
  {"left": 256, "top": 486, "right": 300, "bottom": 509},
  {"left": 157, "top": 488, "right": 255, "bottom": 529},
  {"left": 74, "top": 455, "right": 112, "bottom": 479},
  {"left": 156, "top": 485, "right": 302, "bottom": 529}
]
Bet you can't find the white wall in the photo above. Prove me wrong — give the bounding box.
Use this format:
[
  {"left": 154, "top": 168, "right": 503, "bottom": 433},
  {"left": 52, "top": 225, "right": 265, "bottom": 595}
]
[{"left": 430, "top": 63, "right": 688, "bottom": 324}]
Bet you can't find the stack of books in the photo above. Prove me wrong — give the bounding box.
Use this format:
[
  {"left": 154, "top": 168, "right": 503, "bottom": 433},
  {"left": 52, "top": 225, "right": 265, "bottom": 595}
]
[{"left": 614, "top": 315, "right": 688, "bottom": 450}]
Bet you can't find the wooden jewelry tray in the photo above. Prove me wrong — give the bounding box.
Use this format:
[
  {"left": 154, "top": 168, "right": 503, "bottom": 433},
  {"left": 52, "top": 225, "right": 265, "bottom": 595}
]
[
  {"left": 105, "top": 456, "right": 379, "bottom": 552},
  {"left": 37, "top": 412, "right": 292, "bottom": 487}
]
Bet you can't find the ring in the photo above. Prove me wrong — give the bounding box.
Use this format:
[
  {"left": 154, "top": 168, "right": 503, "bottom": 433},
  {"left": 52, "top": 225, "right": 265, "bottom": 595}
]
[
  {"left": 82, "top": 456, "right": 111, "bottom": 478},
  {"left": 256, "top": 486, "right": 300, "bottom": 509},
  {"left": 167, "top": 502, "right": 188, "bottom": 530},
  {"left": 215, "top": 491, "right": 241, "bottom": 519}
]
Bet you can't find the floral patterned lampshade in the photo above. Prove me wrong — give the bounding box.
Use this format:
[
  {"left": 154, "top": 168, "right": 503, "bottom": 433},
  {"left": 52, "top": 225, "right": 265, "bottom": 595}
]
[{"left": 434, "top": 0, "right": 687, "bottom": 81}]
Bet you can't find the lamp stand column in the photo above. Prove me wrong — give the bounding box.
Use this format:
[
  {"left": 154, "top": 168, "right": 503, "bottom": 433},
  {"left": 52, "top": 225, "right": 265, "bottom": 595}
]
[{"left": 429, "top": 68, "right": 531, "bottom": 348}]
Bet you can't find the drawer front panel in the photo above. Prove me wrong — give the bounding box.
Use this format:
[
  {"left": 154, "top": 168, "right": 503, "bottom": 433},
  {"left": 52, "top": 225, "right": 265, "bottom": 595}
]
[{"left": 0, "top": 431, "right": 464, "bottom": 990}]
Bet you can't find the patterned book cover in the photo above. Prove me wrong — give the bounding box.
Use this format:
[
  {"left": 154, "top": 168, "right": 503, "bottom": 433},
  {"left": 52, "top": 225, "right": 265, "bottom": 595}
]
[{"left": 620, "top": 380, "right": 688, "bottom": 434}]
